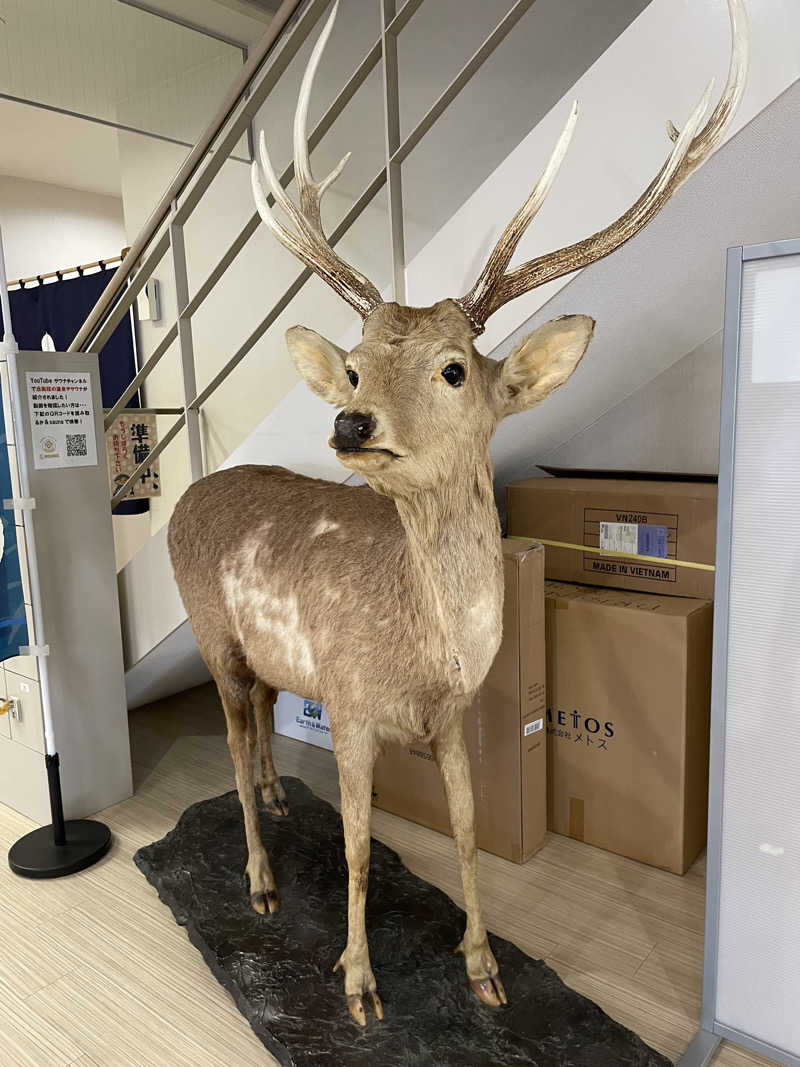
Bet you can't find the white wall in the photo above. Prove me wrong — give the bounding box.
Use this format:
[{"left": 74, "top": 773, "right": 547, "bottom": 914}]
[
  {"left": 0, "top": 175, "right": 125, "bottom": 280},
  {"left": 408, "top": 0, "right": 800, "bottom": 352},
  {"left": 486, "top": 75, "right": 800, "bottom": 506},
  {"left": 541, "top": 332, "right": 723, "bottom": 476}
]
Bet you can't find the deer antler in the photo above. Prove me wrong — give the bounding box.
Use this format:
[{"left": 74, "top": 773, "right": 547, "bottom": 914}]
[
  {"left": 456, "top": 0, "right": 748, "bottom": 335},
  {"left": 251, "top": 1, "right": 382, "bottom": 319}
]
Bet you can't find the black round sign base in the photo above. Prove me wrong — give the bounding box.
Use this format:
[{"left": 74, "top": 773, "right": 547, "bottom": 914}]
[{"left": 8, "top": 819, "right": 112, "bottom": 879}]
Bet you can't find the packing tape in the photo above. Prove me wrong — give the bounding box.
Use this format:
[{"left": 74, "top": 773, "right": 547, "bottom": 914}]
[{"left": 507, "top": 536, "right": 715, "bottom": 572}]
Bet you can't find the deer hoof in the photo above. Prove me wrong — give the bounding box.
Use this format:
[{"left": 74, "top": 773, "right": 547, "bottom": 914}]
[
  {"left": 345, "top": 991, "right": 382, "bottom": 1026},
  {"left": 334, "top": 952, "right": 383, "bottom": 1025},
  {"left": 366, "top": 990, "right": 384, "bottom": 1020},
  {"left": 262, "top": 782, "right": 289, "bottom": 816},
  {"left": 265, "top": 795, "right": 289, "bottom": 817},
  {"left": 249, "top": 889, "right": 279, "bottom": 915},
  {"left": 470, "top": 976, "right": 507, "bottom": 1007},
  {"left": 346, "top": 994, "right": 366, "bottom": 1027}
]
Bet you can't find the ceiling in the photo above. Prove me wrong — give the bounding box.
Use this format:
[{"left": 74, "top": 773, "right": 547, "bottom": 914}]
[
  {"left": 129, "top": 0, "right": 278, "bottom": 45},
  {"left": 0, "top": 1, "right": 244, "bottom": 146},
  {"left": 0, "top": 0, "right": 260, "bottom": 200},
  {"left": 0, "top": 98, "right": 122, "bottom": 198}
]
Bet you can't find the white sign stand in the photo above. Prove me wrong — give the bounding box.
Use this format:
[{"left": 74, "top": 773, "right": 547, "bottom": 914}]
[{"left": 0, "top": 226, "right": 112, "bottom": 877}]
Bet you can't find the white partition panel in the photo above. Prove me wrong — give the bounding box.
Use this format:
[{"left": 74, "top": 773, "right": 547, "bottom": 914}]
[{"left": 681, "top": 240, "right": 800, "bottom": 1067}]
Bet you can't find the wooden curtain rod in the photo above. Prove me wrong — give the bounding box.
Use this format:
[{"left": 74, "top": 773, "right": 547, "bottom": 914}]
[{"left": 7, "top": 247, "right": 132, "bottom": 289}]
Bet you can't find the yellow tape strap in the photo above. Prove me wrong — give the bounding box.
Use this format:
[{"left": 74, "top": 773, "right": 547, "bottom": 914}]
[{"left": 507, "top": 535, "right": 715, "bottom": 572}]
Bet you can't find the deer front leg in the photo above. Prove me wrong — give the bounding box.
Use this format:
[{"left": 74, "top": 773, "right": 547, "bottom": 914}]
[
  {"left": 432, "top": 720, "right": 507, "bottom": 1007},
  {"left": 332, "top": 727, "right": 383, "bottom": 1026}
]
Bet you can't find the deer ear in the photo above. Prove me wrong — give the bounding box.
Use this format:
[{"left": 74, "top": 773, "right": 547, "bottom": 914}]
[
  {"left": 286, "top": 325, "right": 352, "bottom": 406},
  {"left": 495, "top": 314, "right": 595, "bottom": 417}
]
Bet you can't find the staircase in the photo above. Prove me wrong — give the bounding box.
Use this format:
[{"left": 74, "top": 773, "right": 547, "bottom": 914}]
[{"left": 68, "top": 0, "right": 800, "bottom": 709}]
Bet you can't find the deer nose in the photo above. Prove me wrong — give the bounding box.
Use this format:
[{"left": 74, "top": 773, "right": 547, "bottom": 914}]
[{"left": 332, "top": 410, "right": 376, "bottom": 449}]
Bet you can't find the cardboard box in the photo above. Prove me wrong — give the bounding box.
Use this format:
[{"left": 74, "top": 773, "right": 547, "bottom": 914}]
[
  {"left": 507, "top": 475, "right": 717, "bottom": 598},
  {"left": 372, "top": 540, "right": 547, "bottom": 864},
  {"left": 273, "top": 691, "right": 333, "bottom": 751},
  {"left": 545, "top": 580, "right": 713, "bottom": 874}
]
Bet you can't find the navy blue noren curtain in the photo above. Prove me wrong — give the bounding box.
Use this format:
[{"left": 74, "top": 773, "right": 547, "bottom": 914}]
[
  {"left": 0, "top": 268, "right": 146, "bottom": 514},
  {"left": 0, "top": 397, "right": 28, "bottom": 661}
]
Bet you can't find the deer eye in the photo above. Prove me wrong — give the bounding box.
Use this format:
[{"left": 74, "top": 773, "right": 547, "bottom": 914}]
[
  {"left": 346, "top": 368, "right": 359, "bottom": 388},
  {"left": 441, "top": 363, "right": 465, "bottom": 387}
]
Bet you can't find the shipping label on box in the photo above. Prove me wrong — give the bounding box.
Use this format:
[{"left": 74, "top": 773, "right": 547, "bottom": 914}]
[
  {"left": 598, "top": 518, "right": 669, "bottom": 559},
  {"left": 589, "top": 507, "right": 677, "bottom": 583},
  {"left": 273, "top": 691, "right": 333, "bottom": 751}
]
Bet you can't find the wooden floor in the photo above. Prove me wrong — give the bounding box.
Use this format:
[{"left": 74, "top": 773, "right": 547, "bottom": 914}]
[{"left": 0, "top": 682, "right": 778, "bottom": 1067}]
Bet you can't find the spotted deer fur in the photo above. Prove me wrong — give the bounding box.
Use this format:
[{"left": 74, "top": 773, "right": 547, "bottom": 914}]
[{"left": 169, "top": 304, "right": 593, "bottom": 1018}]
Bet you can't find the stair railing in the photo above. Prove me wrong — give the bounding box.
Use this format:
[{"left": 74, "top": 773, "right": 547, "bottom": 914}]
[{"left": 68, "top": 0, "right": 537, "bottom": 508}]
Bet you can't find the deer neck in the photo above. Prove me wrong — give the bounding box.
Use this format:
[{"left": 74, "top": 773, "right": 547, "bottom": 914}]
[{"left": 392, "top": 457, "right": 503, "bottom": 694}]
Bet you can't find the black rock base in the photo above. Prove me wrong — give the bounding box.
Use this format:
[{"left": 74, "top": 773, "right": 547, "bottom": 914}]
[{"left": 134, "top": 777, "right": 672, "bottom": 1067}]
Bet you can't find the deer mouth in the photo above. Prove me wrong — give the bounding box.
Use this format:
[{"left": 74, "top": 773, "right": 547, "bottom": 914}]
[{"left": 335, "top": 446, "right": 401, "bottom": 459}]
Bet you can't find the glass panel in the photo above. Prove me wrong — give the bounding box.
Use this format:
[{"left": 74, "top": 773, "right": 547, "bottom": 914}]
[
  {"left": 396, "top": 0, "right": 517, "bottom": 142},
  {"left": 715, "top": 252, "right": 800, "bottom": 1056},
  {"left": 397, "top": 0, "right": 650, "bottom": 261}
]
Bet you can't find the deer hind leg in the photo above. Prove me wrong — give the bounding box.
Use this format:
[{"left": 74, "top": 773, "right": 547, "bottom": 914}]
[
  {"left": 250, "top": 680, "right": 288, "bottom": 816},
  {"left": 331, "top": 724, "right": 382, "bottom": 1026},
  {"left": 432, "top": 719, "right": 506, "bottom": 1008},
  {"left": 215, "top": 666, "right": 279, "bottom": 915}
]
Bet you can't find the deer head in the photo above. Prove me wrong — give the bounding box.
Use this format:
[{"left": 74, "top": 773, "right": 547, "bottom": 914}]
[{"left": 252, "top": 0, "right": 747, "bottom": 496}]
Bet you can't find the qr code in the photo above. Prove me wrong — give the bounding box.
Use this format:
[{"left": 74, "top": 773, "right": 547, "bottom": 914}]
[{"left": 66, "top": 433, "right": 87, "bottom": 457}]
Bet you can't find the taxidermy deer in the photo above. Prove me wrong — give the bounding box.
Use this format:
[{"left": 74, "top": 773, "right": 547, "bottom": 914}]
[{"left": 169, "top": 0, "right": 746, "bottom": 1026}]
